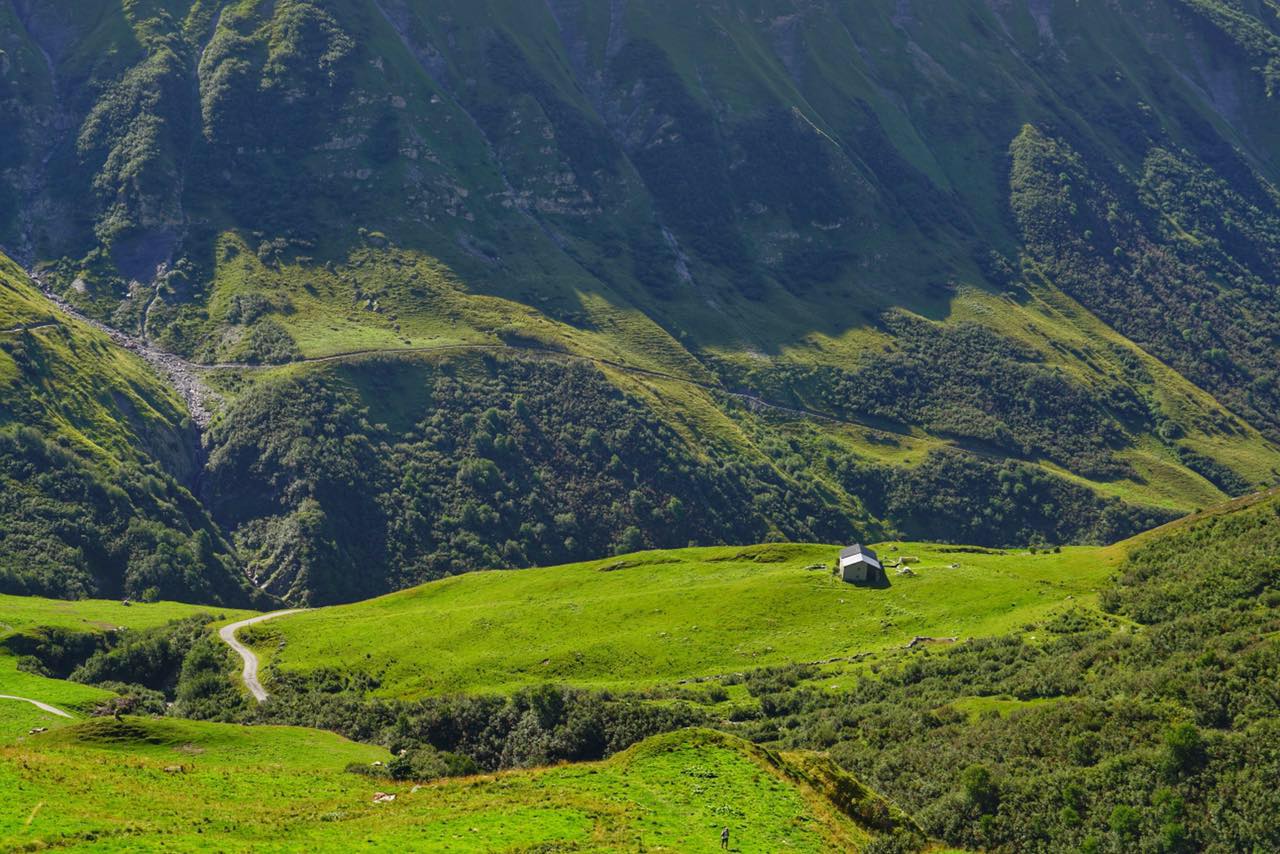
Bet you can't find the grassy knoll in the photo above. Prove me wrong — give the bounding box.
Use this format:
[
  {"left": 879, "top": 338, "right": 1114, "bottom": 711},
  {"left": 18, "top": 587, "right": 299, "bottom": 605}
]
[
  {"left": 254, "top": 541, "right": 1123, "bottom": 698},
  {"left": 0, "top": 720, "right": 910, "bottom": 852}
]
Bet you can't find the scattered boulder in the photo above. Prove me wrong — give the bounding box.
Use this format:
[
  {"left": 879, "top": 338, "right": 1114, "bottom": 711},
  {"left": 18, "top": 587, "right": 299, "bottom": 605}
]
[
  {"left": 27, "top": 727, "right": 47, "bottom": 735},
  {"left": 372, "top": 792, "right": 396, "bottom": 803}
]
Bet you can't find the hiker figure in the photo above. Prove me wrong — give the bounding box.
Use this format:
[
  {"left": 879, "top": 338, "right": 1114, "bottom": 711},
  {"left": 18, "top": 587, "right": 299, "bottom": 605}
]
[{"left": 721, "top": 826, "right": 730, "bottom": 849}]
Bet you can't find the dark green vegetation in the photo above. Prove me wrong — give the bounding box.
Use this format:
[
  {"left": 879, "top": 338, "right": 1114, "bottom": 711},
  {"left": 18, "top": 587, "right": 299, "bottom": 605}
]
[
  {"left": 4, "top": 0, "right": 1280, "bottom": 604},
  {"left": 732, "top": 490, "right": 1280, "bottom": 852}
]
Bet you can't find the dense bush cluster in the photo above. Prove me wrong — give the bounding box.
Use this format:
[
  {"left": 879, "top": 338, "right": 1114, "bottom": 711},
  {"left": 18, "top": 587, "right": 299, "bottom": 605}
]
[
  {"left": 71, "top": 614, "right": 221, "bottom": 697},
  {"left": 0, "top": 427, "right": 259, "bottom": 605},
  {"left": 243, "top": 675, "right": 705, "bottom": 777}
]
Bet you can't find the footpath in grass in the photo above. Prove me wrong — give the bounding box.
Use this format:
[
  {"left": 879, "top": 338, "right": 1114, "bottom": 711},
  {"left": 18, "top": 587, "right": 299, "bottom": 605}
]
[
  {"left": 258, "top": 541, "right": 1123, "bottom": 698},
  {"left": 0, "top": 719, "right": 901, "bottom": 852}
]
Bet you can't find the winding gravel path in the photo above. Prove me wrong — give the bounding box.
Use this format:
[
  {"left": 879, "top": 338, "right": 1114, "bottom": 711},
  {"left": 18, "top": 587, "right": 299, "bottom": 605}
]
[
  {"left": 0, "top": 695, "right": 72, "bottom": 718},
  {"left": 218, "top": 610, "right": 305, "bottom": 702}
]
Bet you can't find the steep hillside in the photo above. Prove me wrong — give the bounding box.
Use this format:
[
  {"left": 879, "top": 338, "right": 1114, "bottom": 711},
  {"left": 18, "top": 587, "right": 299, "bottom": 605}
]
[
  {"left": 3, "top": 0, "right": 1280, "bottom": 602},
  {"left": 0, "top": 254, "right": 262, "bottom": 605}
]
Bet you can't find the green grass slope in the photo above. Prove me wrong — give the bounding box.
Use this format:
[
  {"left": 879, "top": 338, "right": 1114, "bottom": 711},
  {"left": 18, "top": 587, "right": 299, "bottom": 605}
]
[
  {"left": 251, "top": 540, "right": 1124, "bottom": 698},
  {"left": 0, "top": 720, "right": 916, "bottom": 852}
]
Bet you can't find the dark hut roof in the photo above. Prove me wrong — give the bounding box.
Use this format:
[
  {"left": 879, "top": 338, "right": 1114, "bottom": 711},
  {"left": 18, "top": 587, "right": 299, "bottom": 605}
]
[{"left": 839, "top": 544, "right": 878, "bottom": 561}]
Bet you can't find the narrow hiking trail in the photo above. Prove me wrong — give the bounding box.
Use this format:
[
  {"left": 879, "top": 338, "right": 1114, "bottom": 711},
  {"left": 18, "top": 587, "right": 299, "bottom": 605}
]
[
  {"left": 218, "top": 610, "right": 305, "bottom": 702},
  {"left": 0, "top": 321, "right": 57, "bottom": 335},
  {"left": 0, "top": 695, "right": 72, "bottom": 719}
]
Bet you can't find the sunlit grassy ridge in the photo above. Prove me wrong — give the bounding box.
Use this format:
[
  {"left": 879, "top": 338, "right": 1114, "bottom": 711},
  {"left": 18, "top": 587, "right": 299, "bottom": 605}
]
[
  {"left": 1, "top": 720, "right": 910, "bottom": 852},
  {"left": 0, "top": 255, "right": 193, "bottom": 472},
  {"left": 253, "top": 541, "right": 1124, "bottom": 698}
]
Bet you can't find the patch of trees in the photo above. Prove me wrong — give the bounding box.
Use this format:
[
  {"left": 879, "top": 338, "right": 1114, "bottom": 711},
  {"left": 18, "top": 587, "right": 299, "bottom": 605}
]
[
  {"left": 251, "top": 678, "right": 705, "bottom": 778},
  {"left": 0, "top": 427, "right": 261, "bottom": 606},
  {"left": 11, "top": 613, "right": 232, "bottom": 712},
  {"left": 71, "top": 615, "right": 222, "bottom": 699}
]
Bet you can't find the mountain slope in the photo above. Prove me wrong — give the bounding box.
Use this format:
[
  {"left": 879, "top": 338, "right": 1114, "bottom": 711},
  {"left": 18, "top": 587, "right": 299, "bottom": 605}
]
[
  {"left": 3, "top": 0, "right": 1280, "bottom": 602},
  {"left": 0, "top": 254, "right": 262, "bottom": 605}
]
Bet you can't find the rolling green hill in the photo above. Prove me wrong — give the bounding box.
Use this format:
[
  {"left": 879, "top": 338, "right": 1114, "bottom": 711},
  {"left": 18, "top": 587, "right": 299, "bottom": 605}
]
[
  {"left": 3, "top": 0, "right": 1280, "bottom": 603},
  {"left": 1, "top": 720, "right": 921, "bottom": 852},
  {"left": 248, "top": 540, "right": 1125, "bottom": 699}
]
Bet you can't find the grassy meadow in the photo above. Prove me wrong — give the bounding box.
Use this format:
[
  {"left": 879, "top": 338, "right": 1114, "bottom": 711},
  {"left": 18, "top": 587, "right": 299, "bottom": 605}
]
[
  {"left": 252, "top": 541, "right": 1124, "bottom": 698},
  {"left": 0, "top": 719, "right": 905, "bottom": 852}
]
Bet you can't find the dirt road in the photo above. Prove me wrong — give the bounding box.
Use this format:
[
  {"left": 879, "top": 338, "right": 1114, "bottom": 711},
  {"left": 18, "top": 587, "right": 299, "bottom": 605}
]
[{"left": 217, "top": 610, "right": 305, "bottom": 702}]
